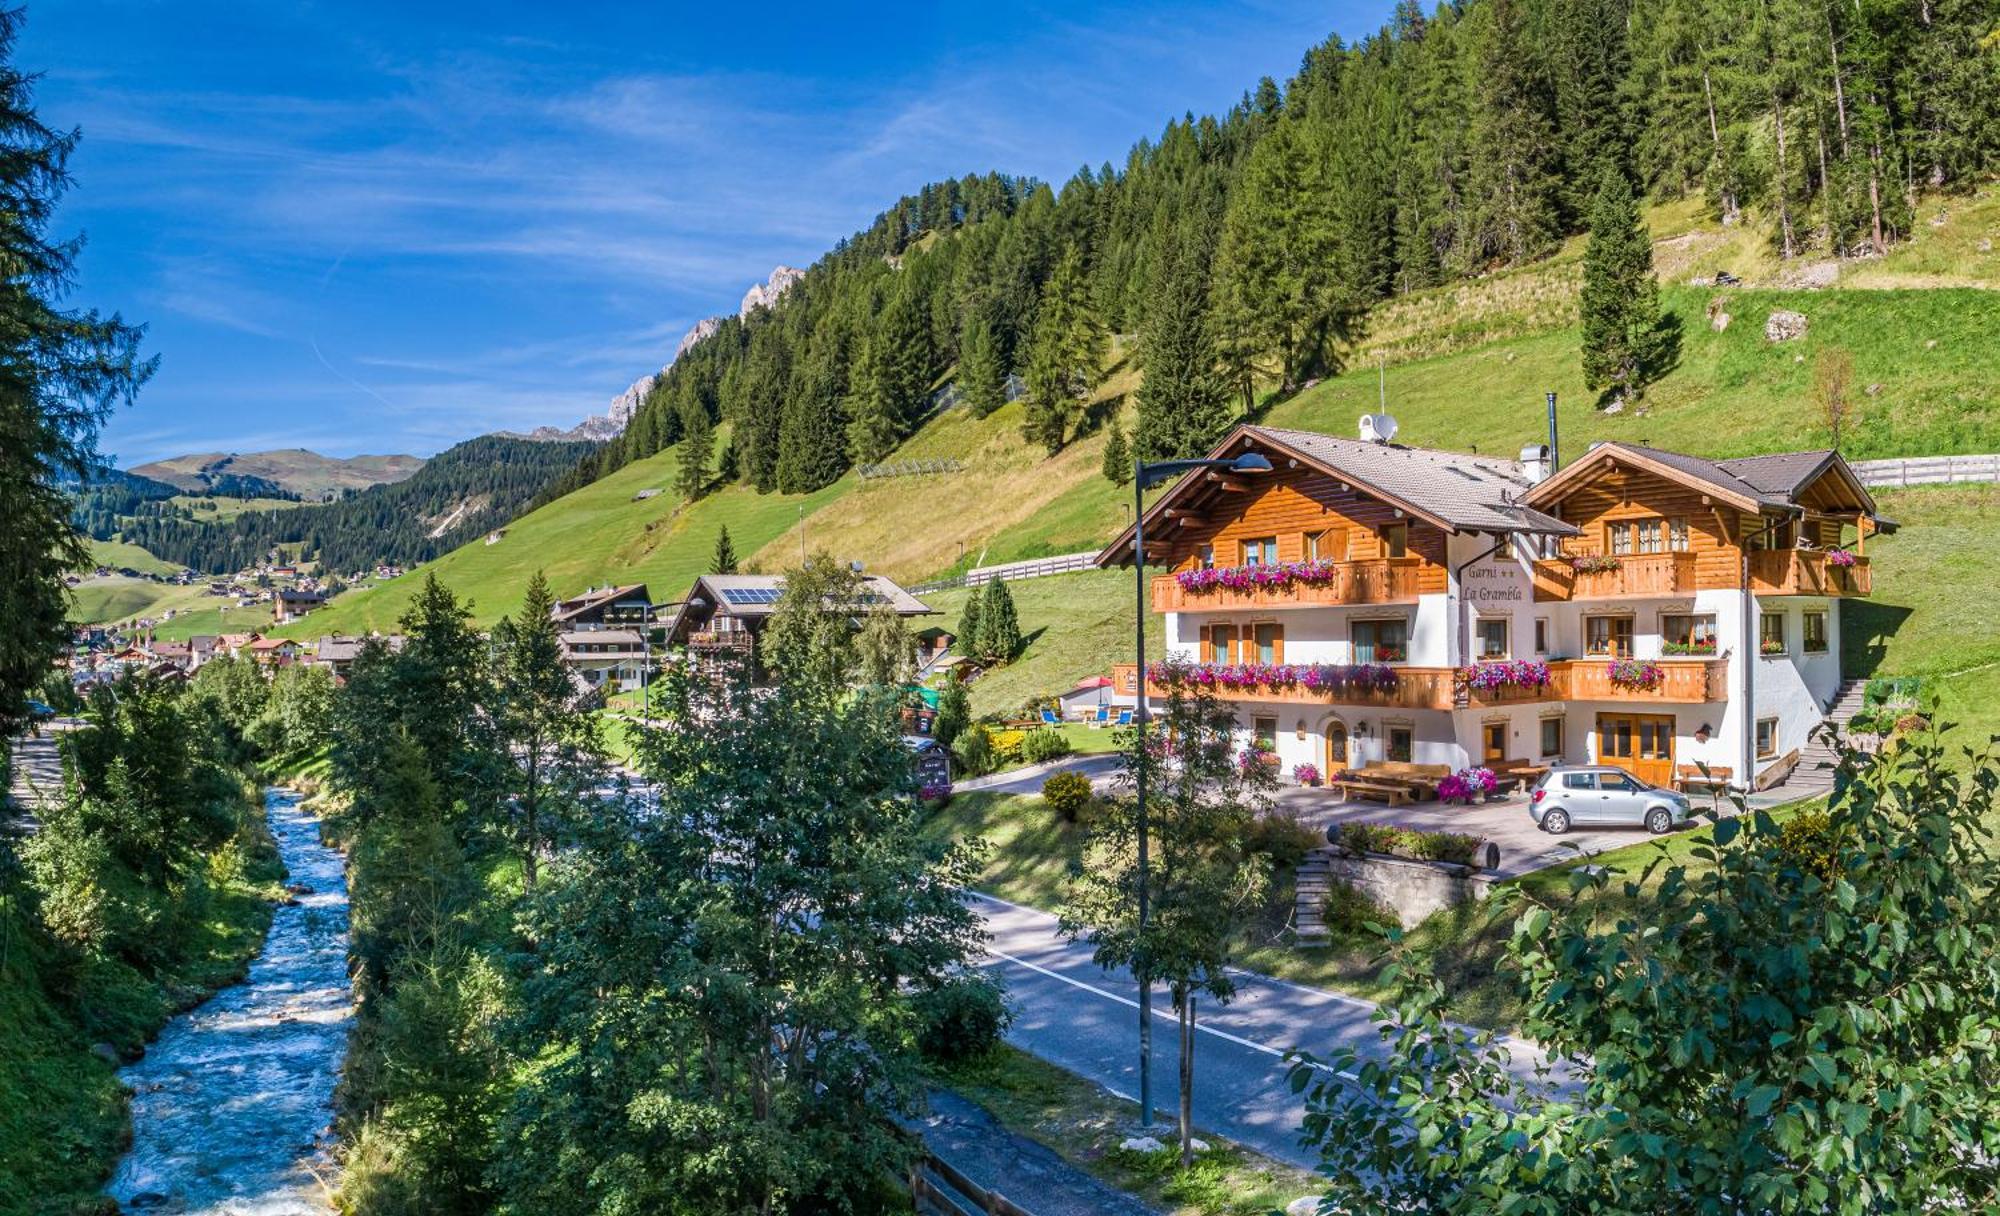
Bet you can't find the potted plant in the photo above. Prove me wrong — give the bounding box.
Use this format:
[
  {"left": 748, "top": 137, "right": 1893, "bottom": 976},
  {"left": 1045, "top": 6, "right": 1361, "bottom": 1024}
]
[{"left": 1292, "top": 761, "right": 1322, "bottom": 787}]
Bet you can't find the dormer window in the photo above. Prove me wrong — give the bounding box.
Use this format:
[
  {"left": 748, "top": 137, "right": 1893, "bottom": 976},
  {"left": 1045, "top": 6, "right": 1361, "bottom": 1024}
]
[{"left": 1241, "top": 537, "right": 1278, "bottom": 566}]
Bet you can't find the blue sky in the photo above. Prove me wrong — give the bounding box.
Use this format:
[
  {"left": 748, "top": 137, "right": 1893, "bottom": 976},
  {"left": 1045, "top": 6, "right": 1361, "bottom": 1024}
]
[{"left": 27, "top": 1, "right": 1392, "bottom": 465}]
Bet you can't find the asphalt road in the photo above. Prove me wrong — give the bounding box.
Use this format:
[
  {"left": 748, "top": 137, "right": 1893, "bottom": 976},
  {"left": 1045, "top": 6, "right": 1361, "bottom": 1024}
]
[{"left": 972, "top": 891, "right": 1548, "bottom": 1171}]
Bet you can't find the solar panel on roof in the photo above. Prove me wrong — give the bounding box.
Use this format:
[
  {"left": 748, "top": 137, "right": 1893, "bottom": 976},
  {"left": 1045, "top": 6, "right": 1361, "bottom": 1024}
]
[{"left": 720, "top": 587, "right": 781, "bottom": 605}]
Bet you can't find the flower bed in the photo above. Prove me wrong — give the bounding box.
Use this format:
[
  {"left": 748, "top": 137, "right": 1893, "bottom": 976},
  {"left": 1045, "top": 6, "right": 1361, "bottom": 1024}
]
[
  {"left": 1437, "top": 766, "right": 1498, "bottom": 804},
  {"left": 1826, "top": 548, "right": 1858, "bottom": 568},
  {"left": 1334, "top": 822, "right": 1484, "bottom": 866},
  {"left": 1607, "top": 658, "right": 1666, "bottom": 689},
  {"left": 1456, "top": 659, "right": 1552, "bottom": 691},
  {"left": 1148, "top": 658, "right": 1400, "bottom": 695},
  {"left": 1175, "top": 559, "right": 1344, "bottom": 594},
  {"left": 1569, "top": 554, "right": 1622, "bottom": 574}
]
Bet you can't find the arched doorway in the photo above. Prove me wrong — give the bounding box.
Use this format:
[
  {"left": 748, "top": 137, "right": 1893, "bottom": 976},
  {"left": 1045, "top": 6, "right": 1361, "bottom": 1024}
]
[{"left": 1323, "top": 718, "right": 1349, "bottom": 774}]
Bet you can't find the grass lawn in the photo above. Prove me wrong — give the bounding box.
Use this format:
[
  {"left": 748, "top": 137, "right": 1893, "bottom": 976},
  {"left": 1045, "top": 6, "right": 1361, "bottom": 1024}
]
[
  {"left": 170, "top": 493, "right": 307, "bottom": 523},
  {"left": 83, "top": 537, "right": 181, "bottom": 577},
  {"left": 933, "top": 1046, "right": 1322, "bottom": 1216},
  {"left": 924, "top": 569, "right": 1162, "bottom": 720}
]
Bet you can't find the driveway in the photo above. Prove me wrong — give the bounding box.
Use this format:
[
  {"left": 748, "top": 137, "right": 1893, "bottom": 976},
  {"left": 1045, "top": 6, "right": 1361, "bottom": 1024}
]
[
  {"left": 972, "top": 892, "right": 1549, "bottom": 1172},
  {"left": 958, "top": 753, "right": 1122, "bottom": 796},
  {"left": 6, "top": 716, "right": 85, "bottom": 831},
  {"left": 1272, "top": 787, "right": 1596, "bottom": 879}
]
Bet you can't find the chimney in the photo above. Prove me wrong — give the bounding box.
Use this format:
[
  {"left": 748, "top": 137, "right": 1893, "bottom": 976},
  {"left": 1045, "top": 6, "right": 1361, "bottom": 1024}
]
[
  {"left": 1520, "top": 442, "right": 1552, "bottom": 485},
  {"left": 1545, "top": 391, "right": 1560, "bottom": 471}
]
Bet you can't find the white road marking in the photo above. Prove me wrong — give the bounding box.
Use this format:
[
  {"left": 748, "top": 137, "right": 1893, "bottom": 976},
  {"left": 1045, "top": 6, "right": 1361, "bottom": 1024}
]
[{"left": 981, "top": 942, "right": 1353, "bottom": 1082}]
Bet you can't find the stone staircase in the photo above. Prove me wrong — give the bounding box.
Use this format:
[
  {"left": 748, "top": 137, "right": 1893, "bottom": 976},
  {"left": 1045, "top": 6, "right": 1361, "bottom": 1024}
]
[
  {"left": 1294, "top": 849, "right": 1334, "bottom": 947},
  {"left": 1779, "top": 679, "right": 1870, "bottom": 797}
]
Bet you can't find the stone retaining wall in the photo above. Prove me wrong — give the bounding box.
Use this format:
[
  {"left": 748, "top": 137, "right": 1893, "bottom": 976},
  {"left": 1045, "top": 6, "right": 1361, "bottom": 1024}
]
[{"left": 1321, "top": 849, "right": 1498, "bottom": 928}]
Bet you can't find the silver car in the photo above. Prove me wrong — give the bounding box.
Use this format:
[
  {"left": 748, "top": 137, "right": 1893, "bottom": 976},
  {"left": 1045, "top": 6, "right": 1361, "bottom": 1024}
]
[{"left": 1529, "top": 765, "right": 1691, "bottom": 835}]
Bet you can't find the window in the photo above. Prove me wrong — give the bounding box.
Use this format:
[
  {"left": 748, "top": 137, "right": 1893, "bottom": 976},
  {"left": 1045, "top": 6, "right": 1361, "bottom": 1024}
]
[
  {"left": 1241, "top": 536, "right": 1278, "bottom": 566},
  {"left": 1586, "top": 615, "right": 1636, "bottom": 657},
  {"left": 1562, "top": 771, "right": 1597, "bottom": 791},
  {"left": 1205, "top": 624, "right": 1237, "bottom": 663},
  {"left": 1380, "top": 522, "right": 1408, "bottom": 559},
  {"left": 1252, "top": 716, "right": 1278, "bottom": 753},
  {"left": 1353, "top": 618, "right": 1409, "bottom": 663},
  {"left": 1669, "top": 517, "right": 1690, "bottom": 551},
  {"left": 1483, "top": 722, "right": 1506, "bottom": 762},
  {"left": 1476, "top": 617, "right": 1509, "bottom": 660},
  {"left": 1661, "top": 613, "right": 1719, "bottom": 655},
  {"left": 1540, "top": 716, "right": 1564, "bottom": 758},
  {"left": 1198, "top": 544, "right": 1214, "bottom": 570},
  {"left": 1756, "top": 716, "right": 1779, "bottom": 758},
  {"left": 1760, "top": 611, "right": 1787, "bottom": 656},
  {"left": 1534, "top": 617, "right": 1551, "bottom": 654},
  {"left": 1387, "top": 725, "right": 1414, "bottom": 763},
  {"left": 1803, "top": 610, "right": 1829, "bottom": 654},
  {"left": 1637, "top": 518, "right": 1665, "bottom": 554},
  {"left": 1608, "top": 521, "right": 1634, "bottom": 556},
  {"left": 1252, "top": 621, "right": 1283, "bottom": 664}
]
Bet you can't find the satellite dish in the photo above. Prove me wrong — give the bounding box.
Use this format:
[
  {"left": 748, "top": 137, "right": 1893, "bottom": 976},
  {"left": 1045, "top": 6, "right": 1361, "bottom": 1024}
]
[{"left": 1359, "top": 413, "right": 1400, "bottom": 444}]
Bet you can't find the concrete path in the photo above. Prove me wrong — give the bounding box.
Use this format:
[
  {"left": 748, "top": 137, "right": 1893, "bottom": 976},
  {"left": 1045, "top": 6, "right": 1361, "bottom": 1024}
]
[
  {"left": 971, "top": 891, "right": 1546, "bottom": 1171},
  {"left": 6, "top": 716, "right": 84, "bottom": 832},
  {"left": 913, "top": 1089, "right": 1158, "bottom": 1216},
  {"left": 958, "top": 753, "right": 1122, "bottom": 796}
]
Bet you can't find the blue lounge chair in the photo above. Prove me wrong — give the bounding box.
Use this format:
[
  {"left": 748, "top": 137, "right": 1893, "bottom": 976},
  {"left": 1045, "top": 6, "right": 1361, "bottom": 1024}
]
[
  {"left": 1113, "top": 708, "right": 1134, "bottom": 727},
  {"left": 1041, "top": 708, "right": 1062, "bottom": 726},
  {"left": 1093, "top": 705, "right": 1111, "bottom": 726}
]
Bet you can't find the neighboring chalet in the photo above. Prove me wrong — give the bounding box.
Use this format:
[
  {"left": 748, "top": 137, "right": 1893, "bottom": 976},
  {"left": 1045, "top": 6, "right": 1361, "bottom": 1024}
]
[
  {"left": 663, "top": 573, "right": 934, "bottom": 677},
  {"left": 552, "top": 583, "right": 653, "bottom": 630},
  {"left": 274, "top": 588, "right": 327, "bottom": 624},
  {"left": 549, "top": 583, "right": 656, "bottom": 694},
  {"left": 245, "top": 637, "right": 304, "bottom": 665},
  {"left": 313, "top": 634, "right": 404, "bottom": 679},
  {"left": 1097, "top": 421, "right": 1890, "bottom": 793}
]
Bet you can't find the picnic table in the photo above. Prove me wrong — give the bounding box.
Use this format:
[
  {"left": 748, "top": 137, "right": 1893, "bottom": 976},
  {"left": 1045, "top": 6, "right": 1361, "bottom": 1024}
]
[{"left": 1328, "top": 778, "right": 1413, "bottom": 806}]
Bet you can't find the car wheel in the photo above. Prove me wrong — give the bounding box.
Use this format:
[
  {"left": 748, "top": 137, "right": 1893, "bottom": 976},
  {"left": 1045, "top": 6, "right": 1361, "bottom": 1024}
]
[
  {"left": 1646, "top": 807, "right": 1672, "bottom": 834},
  {"left": 1542, "top": 808, "right": 1570, "bottom": 835}
]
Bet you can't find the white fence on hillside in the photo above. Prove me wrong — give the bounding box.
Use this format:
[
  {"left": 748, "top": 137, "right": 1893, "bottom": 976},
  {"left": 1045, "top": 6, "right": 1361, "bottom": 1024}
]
[
  {"left": 912, "top": 550, "right": 1100, "bottom": 593},
  {"left": 1852, "top": 454, "right": 2000, "bottom": 488}
]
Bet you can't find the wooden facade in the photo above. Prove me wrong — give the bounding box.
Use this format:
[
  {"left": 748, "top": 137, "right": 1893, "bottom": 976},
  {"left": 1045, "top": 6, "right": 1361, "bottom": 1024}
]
[
  {"left": 1150, "top": 561, "right": 1424, "bottom": 612},
  {"left": 1111, "top": 658, "right": 1728, "bottom": 710}
]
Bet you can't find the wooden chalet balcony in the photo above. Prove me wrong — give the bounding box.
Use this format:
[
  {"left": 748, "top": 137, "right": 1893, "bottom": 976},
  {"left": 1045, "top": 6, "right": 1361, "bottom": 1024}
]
[
  {"left": 1113, "top": 662, "right": 1465, "bottom": 711},
  {"left": 1149, "top": 559, "right": 1424, "bottom": 613},
  {"left": 1748, "top": 549, "right": 1871, "bottom": 597},
  {"left": 1548, "top": 659, "right": 1729, "bottom": 703},
  {"left": 688, "top": 630, "right": 753, "bottom": 651},
  {"left": 1531, "top": 552, "right": 1697, "bottom": 602}
]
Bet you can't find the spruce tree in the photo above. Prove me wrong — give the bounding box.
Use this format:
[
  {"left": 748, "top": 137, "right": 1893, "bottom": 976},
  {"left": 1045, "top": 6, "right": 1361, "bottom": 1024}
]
[
  {"left": 0, "top": 14, "right": 154, "bottom": 732},
  {"left": 979, "top": 577, "right": 1022, "bottom": 664},
  {"left": 712, "top": 525, "right": 738, "bottom": 575},
  {"left": 776, "top": 333, "right": 851, "bottom": 495},
  {"left": 957, "top": 314, "right": 1008, "bottom": 417},
  {"left": 1213, "top": 117, "right": 1346, "bottom": 390},
  {"left": 492, "top": 570, "right": 603, "bottom": 888},
  {"left": 1136, "top": 218, "right": 1231, "bottom": 461},
  {"left": 957, "top": 587, "right": 984, "bottom": 664},
  {"left": 1021, "top": 245, "right": 1105, "bottom": 455},
  {"left": 844, "top": 336, "right": 900, "bottom": 465},
  {"left": 1579, "top": 168, "right": 1666, "bottom": 403},
  {"left": 1465, "top": 0, "right": 1564, "bottom": 264},
  {"left": 1101, "top": 417, "right": 1132, "bottom": 486},
  {"left": 676, "top": 389, "right": 712, "bottom": 500}
]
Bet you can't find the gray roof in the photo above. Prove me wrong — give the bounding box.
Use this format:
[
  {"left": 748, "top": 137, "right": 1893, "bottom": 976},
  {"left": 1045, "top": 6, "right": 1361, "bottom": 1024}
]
[
  {"left": 560, "top": 629, "right": 644, "bottom": 646},
  {"left": 1245, "top": 426, "right": 1578, "bottom": 535},
  {"left": 1714, "top": 450, "right": 1838, "bottom": 498},
  {"left": 692, "top": 573, "right": 933, "bottom": 618}
]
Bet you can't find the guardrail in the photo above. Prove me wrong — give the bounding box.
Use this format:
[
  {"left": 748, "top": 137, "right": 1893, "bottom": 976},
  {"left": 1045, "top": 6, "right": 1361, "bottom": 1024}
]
[
  {"left": 1852, "top": 454, "right": 2000, "bottom": 488},
  {"left": 913, "top": 550, "right": 1100, "bottom": 593},
  {"left": 909, "top": 1151, "right": 1036, "bottom": 1216},
  {"left": 858, "top": 457, "right": 966, "bottom": 480}
]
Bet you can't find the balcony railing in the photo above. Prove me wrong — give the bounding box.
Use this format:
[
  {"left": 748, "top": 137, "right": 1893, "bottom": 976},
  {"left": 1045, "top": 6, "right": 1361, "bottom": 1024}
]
[
  {"left": 1113, "top": 662, "right": 1463, "bottom": 711},
  {"left": 1748, "top": 549, "right": 1872, "bottom": 597},
  {"left": 688, "top": 631, "right": 753, "bottom": 650},
  {"left": 1150, "top": 559, "right": 1425, "bottom": 613},
  {"left": 1549, "top": 658, "right": 1729, "bottom": 702},
  {"left": 1531, "top": 552, "right": 1698, "bottom": 602}
]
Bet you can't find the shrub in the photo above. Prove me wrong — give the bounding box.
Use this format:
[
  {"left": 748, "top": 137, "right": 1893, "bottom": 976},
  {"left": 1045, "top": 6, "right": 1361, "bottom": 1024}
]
[
  {"left": 911, "top": 974, "right": 1012, "bottom": 1062},
  {"left": 1042, "top": 771, "right": 1095, "bottom": 823},
  {"left": 1338, "top": 823, "right": 1408, "bottom": 855},
  {"left": 1408, "top": 831, "right": 1482, "bottom": 866},
  {"left": 1777, "top": 809, "right": 1843, "bottom": 882},
  {"left": 1021, "top": 727, "right": 1073, "bottom": 765},
  {"left": 1246, "top": 812, "right": 1320, "bottom": 870},
  {"left": 953, "top": 728, "right": 995, "bottom": 778},
  {"left": 1322, "top": 879, "right": 1397, "bottom": 936},
  {"left": 987, "top": 729, "right": 1028, "bottom": 766}
]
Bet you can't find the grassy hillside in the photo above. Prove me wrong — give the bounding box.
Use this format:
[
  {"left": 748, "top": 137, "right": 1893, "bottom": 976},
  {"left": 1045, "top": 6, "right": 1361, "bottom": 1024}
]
[
  {"left": 131, "top": 448, "right": 423, "bottom": 497},
  {"left": 922, "top": 569, "right": 1163, "bottom": 719},
  {"left": 84, "top": 538, "right": 181, "bottom": 577}
]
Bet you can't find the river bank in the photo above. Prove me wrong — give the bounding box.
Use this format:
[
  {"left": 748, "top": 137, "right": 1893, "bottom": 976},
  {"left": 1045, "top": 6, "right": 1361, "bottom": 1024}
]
[{"left": 105, "top": 789, "right": 352, "bottom": 1214}]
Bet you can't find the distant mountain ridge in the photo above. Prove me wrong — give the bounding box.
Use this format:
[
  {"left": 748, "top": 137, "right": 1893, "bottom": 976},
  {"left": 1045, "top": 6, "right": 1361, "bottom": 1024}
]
[{"left": 130, "top": 448, "right": 423, "bottom": 498}]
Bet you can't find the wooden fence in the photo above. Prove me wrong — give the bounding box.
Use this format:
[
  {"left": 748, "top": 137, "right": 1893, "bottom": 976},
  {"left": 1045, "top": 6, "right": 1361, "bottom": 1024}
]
[
  {"left": 913, "top": 550, "right": 1100, "bottom": 593},
  {"left": 1852, "top": 454, "right": 2000, "bottom": 488},
  {"left": 909, "top": 1151, "right": 1036, "bottom": 1216}
]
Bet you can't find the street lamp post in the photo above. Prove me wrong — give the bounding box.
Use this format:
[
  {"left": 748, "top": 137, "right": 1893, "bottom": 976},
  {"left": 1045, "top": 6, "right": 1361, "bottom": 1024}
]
[{"left": 1129, "top": 447, "right": 1270, "bottom": 1127}]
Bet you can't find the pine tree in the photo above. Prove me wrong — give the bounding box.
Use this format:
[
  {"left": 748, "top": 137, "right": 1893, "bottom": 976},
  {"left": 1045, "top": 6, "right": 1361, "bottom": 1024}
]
[
  {"left": 1579, "top": 168, "right": 1666, "bottom": 402},
  {"left": 1465, "top": 0, "right": 1564, "bottom": 264},
  {"left": 1101, "top": 417, "right": 1132, "bottom": 486},
  {"left": 1213, "top": 117, "right": 1347, "bottom": 390},
  {"left": 957, "top": 314, "right": 1008, "bottom": 417},
  {"left": 1021, "top": 245, "right": 1105, "bottom": 455},
  {"left": 492, "top": 570, "right": 603, "bottom": 888},
  {"left": 712, "top": 525, "right": 738, "bottom": 575},
  {"left": 1136, "top": 218, "right": 1231, "bottom": 461},
  {"left": 957, "top": 588, "right": 984, "bottom": 665},
  {"left": 844, "top": 335, "right": 900, "bottom": 465},
  {"left": 776, "top": 329, "right": 851, "bottom": 495},
  {"left": 676, "top": 388, "right": 713, "bottom": 500},
  {"left": 979, "top": 577, "right": 1022, "bottom": 664}
]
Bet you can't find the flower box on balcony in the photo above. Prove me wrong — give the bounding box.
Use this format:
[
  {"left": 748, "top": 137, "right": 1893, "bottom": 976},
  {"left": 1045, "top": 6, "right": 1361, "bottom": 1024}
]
[
  {"left": 1607, "top": 659, "right": 1666, "bottom": 690},
  {"left": 1148, "top": 658, "right": 1401, "bottom": 696},
  {"left": 1456, "top": 659, "right": 1553, "bottom": 692}
]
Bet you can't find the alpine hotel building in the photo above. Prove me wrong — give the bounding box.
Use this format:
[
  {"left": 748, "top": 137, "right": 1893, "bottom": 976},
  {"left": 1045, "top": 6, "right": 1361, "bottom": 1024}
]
[{"left": 1099, "top": 421, "right": 1890, "bottom": 793}]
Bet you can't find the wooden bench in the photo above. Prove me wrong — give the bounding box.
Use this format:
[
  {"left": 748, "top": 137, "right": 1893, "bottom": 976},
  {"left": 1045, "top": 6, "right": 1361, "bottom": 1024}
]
[
  {"left": 1356, "top": 761, "right": 1450, "bottom": 801},
  {"left": 1329, "top": 779, "right": 1413, "bottom": 806},
  {"left": 1488, "top": 758, "right": 1548, "bottom": 795},
  {"left": 1674, "top": 763, "right": 1734, "bottom": 794}
]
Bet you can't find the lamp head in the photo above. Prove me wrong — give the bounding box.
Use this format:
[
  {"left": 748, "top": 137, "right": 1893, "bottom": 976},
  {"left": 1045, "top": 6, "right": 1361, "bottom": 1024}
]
[{"left": 1231, "top": 452, "right": 1273, "bottom": 474}]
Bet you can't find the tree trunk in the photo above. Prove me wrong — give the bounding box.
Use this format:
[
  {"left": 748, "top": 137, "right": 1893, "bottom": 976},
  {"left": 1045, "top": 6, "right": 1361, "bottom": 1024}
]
[
  {"left": 1867, "top": 139, "right": 1887, "bottom": 254},
  {"left": 1700, "top": 65, "right": 1738, "bottom": 221},
  {"left": 1826, "top": 10, "right": 1851, "bottom": 157},
  {"left": 1178, "top": 988, "right": 1196, "bottom": 1168},
  {"left": 1772, "top": 93, "right": 1798, "bottom": 259},
  {"left": 1817, "top": 120, "right": 1834, "bottom": 250}
]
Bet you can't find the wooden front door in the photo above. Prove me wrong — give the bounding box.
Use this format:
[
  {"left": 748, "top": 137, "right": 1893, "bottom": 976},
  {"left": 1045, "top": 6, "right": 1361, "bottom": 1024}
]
[
  {"left": 1597, "top": 713, "right": 1675, "bottom": 788},
  {"left": 1482, "top": 722, "right": 1507, "bottom": 766}
]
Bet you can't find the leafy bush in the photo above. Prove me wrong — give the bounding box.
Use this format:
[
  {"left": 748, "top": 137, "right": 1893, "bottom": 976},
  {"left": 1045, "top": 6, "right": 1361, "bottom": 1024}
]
[
  {"left": 987, "top": 728, "right": 1028, "bottom": 766},
  {"left": 1864, "top": 676, "right": 1921, "bottom": 708},
  {"left": 1322, "top": 879, "right": 1397, "bottom": 936},
  {"left": 1336, "top": 823, "right": 1482, "bottom": 866},
  {"left": 1337, "top": 823, "right": 1408, "bottom": 855},
  {"left": 1776, "top": 809, "right": 1843, "bottom": 881},
  {"left": 1021, "top": 727, "right": 1074, "bottom": 765},
  {"left": 1408, "top": 831, "right": 1482, "bottom": 865},
  {"left": 953, "top": 727, "right": 995, "bottom": 778},
  {"left": 911, "top": 974, "right": 1012, "bottom": 1062},
  {"left": 1246, "top": 812, "right": 1321, "bottom": 870},
  {"left": 1042, "top": 771, "right": 1095, "bottom": 823}
]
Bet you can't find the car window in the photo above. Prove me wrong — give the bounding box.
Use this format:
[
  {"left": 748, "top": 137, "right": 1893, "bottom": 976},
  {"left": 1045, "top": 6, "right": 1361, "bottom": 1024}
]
[
  {"left": 1561, "top": 772, "right": 1596, "bottom": 791},
  {"left": 1602, "top": 773, "right": 1638, "bottom": 791}
]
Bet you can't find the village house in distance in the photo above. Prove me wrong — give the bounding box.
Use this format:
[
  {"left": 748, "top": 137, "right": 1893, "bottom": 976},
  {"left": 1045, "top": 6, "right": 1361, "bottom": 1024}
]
[{"left": 1100, "top": 419, "right": 1888, "bottom": 794}]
